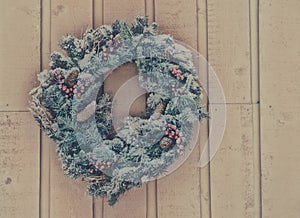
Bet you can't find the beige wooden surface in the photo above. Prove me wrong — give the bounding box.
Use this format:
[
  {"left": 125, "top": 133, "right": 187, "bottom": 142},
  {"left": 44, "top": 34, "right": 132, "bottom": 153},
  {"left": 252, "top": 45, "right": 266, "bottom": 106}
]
[
  {"left": 260, "top": 1, "right": 300, "bottom": 217},
  {"left": 0, "top": 0, "right": 300, "bottom": 217}
]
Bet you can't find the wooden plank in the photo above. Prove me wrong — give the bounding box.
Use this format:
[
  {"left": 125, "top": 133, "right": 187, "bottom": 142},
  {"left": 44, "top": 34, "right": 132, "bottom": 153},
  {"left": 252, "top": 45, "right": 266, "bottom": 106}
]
[
  {"left": 92, "top": 1, "right": 105, "bottom": 217},
  {"left": 197, "top": 0, "right": 211, "bottom": 217},
  {"left": 0, "top": 0, "right": 40, "bottom": 110},
  {"left": 102, "top": 64, "right": 148, "bottom": 218},
  {"left": 210, "top": 104, "right": 259, "bottom": 218},
  {"left": 93, "top": 0, "right": 103, "bottom": 28},
  {"left": 146, "top": 181, "right": 157, "bottom": 218},
  {"left": 51, "top": 0, "right": 93, "bottom": 51},
  {"left": 101, "top": 1, "right": 147, "bottom": 217},
  {"left": 40, "top": 0, "right": 51, "bottom": 217},
  {"left": 93, "top": 197, "right": 104, "bottom": 218},
  {"left": 155, "top": 0, "right": 198, "bottom": 48},
  {"left": 249, "top": 0, "right": 259, "bottom": 104},
  {"left": 155, "top": 1, "right": 202, "bottom": 218},
  {"left": 145, "top": 0, "right": 155, "bottom": 23},
  {"left": 49, "top": 0, "right": 93, "bottom": 217},
  {"left": 144, "top": 4, "right": 157, "bottom": 218},
  {"left": 249, "top": 1, "right": 261, "bottom": 217},
  {"left": 49, "top": 137, "right": 93, "bottom": 218},
  {"left": 0, "top": 112, "right": 40, "bottom": 218},
  {"left": 103, "top": 0, "right": 145, "bottom": 24},
  {"left": 207, "top": 0, "right": 251, "bottom": 103},
  {"left": 259, "top": 1, "right": 300, "bottom": 217},
  {"left": 252, "top": 104, "right": 261, "bottom": 218}
]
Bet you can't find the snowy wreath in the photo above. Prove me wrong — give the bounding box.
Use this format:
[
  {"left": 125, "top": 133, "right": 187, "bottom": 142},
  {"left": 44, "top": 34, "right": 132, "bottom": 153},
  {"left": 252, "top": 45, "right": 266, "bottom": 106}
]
[{"left": 30, "top": 16, "right": 208, "bottom": 205}]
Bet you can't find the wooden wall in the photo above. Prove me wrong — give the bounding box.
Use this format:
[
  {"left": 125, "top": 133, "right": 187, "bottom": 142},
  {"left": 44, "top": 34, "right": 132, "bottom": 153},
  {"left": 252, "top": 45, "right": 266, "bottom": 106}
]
[{"left": 0, "top": 0, "right": 300, "bottom": 217}]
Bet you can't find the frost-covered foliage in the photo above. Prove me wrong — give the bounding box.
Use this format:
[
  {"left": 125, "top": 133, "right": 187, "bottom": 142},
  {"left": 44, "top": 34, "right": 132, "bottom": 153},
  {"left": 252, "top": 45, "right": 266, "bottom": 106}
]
[{"left": 29, "top": 16, "right": 208, "bottom": 206}]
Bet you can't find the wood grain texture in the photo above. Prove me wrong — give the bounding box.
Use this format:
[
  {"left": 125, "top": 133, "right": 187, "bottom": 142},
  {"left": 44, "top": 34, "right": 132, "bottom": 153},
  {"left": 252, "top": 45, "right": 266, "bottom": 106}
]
[
  {"left": 48, "top": 0, "right": 93, "bottom": 217},
  {"left": 0, "top": 112, "right": 40, "bottom": 218},
  {"left": 207, "top": 0, "right": 251, "bottom": 103},
  {"left": 0, "top": 0, "right": 40, "bottom": 110},
  {"left": 260, "top": 1, "right": 300, "bottom": 217},
  {"left": 210, "top": 104, "right": 259, "bottom": 218}
]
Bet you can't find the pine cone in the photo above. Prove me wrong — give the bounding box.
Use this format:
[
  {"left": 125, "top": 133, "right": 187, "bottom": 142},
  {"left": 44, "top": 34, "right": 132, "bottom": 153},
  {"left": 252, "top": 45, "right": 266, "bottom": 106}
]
[
  {"left": 160, "top": 137, "right": 174, "bottom": 149},
  {"left": 66, "top": 69, "right": 79, "bottom": 87},
  {"left": 154, "top": 102, "right": 166, "bottom": 114},
  {"left": 83, "top": 175, "right": 106, "bottom": 183}
]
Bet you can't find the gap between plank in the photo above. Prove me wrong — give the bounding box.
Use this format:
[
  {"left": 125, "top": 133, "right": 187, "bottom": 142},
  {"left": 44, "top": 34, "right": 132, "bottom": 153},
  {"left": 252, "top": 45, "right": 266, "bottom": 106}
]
[
  {"left": 205, "top": 0, "right": 212, "bottom": 216},
  {"left": 257, "top": 0, "right": 263, "bottom": 217}
]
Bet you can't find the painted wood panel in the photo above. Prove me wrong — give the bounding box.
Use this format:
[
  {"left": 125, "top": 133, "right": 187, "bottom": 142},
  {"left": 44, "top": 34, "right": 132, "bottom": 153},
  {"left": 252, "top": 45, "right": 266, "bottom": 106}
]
[
  {"left": 1, "top": 0, "right": 300, "bottom": 217},
  {"left": 260, "top": 0, "right": 300, "bottom": 217},
  {"left": 197, "top": 0, "right": 211, "bottom": 217},
  {"left": 0, "top": 113, "right": 40, "bottom": 218},
  {"left": 207, "top": 0, "right": 251, "bottom": 103},
  {"left": 0, "top": 0, "right": 40, "bottom": 110},
  {"left": 206, "top": 1, "right": 262, "bottom": 218},
  {"left": 48, "top": 0, "right": 93, "bottom": 217},
  {"left": 210, "top": 104, "right": 260, "bottom": 218},
  {"left": 155, "top": 1, "right": 204, "bottom": 218}
]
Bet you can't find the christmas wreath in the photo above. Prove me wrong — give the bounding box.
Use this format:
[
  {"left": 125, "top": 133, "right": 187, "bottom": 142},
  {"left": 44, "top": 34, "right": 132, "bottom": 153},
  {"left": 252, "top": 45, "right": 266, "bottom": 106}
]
[{"left": 30, "top": 16, "right": 208, "bottom": 205}]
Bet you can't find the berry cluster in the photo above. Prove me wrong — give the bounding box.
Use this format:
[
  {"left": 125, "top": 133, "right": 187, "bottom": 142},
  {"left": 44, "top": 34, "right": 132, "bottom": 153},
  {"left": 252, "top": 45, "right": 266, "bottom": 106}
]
[
  {"left": 51, "top": 70, "right": 91, "bottom": 99},
  {"left": 101, "top": 34, "right": 121, "bottom": 61},
  {"left": 163, "top": 124, "right": 186, "bottom": 155},
  {"left": 169, "top": 66, "right": 184, "bottom": 80},
  {"left": 71, "top": 78, "right": 91, "bottom": 99},
  {"left": 89, "top": 160, "right": 112, "bottom": 174},
  {"left": 51, "top": 69, "right": 64, "bottom": 84},
  {"left": 89, "top": 157, "right": 118, "bottom": 174},
  {"left": 171, "top": 84, "right": 185, "bottom": 96}
]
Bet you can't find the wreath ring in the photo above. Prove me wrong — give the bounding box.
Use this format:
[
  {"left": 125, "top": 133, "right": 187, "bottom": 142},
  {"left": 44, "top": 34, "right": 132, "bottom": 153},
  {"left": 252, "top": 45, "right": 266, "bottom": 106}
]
[{"left": 30, "top": 16, "right": 207, "bottom": 205}]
